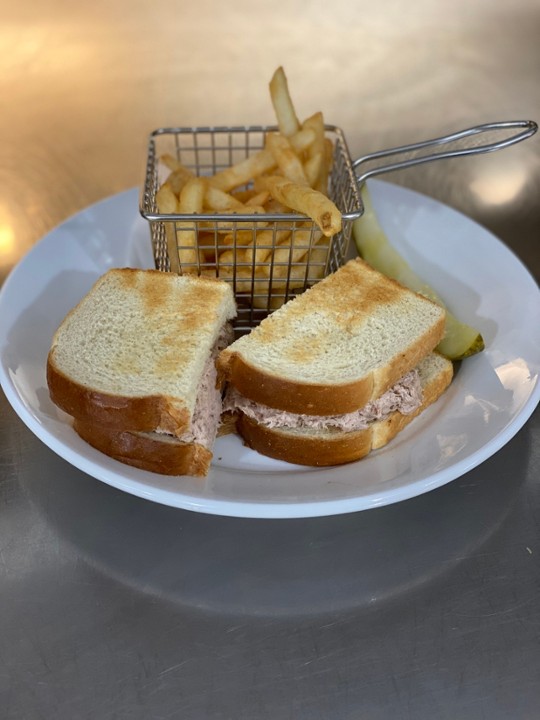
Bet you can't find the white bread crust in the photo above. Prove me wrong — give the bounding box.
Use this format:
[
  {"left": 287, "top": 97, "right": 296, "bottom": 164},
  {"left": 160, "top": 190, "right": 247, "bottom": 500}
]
[{"left": 73, "top": 419, "right": 212, "bottom": 477}]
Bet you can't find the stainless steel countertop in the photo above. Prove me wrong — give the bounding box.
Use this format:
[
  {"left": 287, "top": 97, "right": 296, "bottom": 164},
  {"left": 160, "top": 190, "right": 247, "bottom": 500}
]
[{"left": 1, "top": 1, "right": 539, "bottom": 717}]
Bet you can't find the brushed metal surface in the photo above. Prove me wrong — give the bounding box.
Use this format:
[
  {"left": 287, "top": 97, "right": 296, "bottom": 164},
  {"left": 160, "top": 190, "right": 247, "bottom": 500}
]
[{"left": 1, "top": 0, "right": 539, "bottom": 717}]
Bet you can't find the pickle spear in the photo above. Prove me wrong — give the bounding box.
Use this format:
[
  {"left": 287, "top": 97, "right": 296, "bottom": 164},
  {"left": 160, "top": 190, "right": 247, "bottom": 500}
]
[{"left": 353, "top": 185, "right": 484, "bottom": 361}]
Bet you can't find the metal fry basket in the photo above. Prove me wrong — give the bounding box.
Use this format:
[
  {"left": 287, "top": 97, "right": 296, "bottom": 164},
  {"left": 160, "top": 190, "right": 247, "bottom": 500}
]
[
  {"left": 140, "top": 125, "right": 362, "bottom": 333},
  {"left": 140, "top": 120, "right": 537, "bottom": 334}
]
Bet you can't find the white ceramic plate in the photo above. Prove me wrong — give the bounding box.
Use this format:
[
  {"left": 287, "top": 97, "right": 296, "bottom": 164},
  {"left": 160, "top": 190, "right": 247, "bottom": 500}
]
[{"left": 1, "top": 182, "right": 538, "bottom": 518}]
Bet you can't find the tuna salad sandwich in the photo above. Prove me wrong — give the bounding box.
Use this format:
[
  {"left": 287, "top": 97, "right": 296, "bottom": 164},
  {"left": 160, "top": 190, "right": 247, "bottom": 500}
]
[
  {"left": 218, "top": 258, "right": 454, "bottom": 466},
  {"left": 47, "top": 268, "right": 237, "bottom": 476}
]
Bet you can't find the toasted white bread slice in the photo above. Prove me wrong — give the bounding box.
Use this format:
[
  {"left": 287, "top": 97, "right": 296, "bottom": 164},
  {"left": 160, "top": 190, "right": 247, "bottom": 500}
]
[
  {"left": 217, "top": 258, "right": 446, "bottom": 416},
  {"left": 72, "top": 420, "right": 213, "bottom": 477},
  {"left": 234, "top": 353, "right": 453, "bottom": 466},
  {"left": 47, "top": 268, "right": 236, "bottom": 437},
  {"left": 72, "top": 395, "right": 238, "bottom": 478}
]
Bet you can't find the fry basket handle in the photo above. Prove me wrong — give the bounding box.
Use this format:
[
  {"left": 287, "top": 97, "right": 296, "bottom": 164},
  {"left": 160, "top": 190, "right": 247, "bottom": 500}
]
[{"left": 352, "top": 120, "right": 538, "bottom": 185}]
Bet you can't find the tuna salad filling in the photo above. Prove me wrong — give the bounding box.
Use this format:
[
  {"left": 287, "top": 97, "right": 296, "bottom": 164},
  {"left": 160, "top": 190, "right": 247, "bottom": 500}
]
[
  {"left": 158, "top": 323, "right": 235, "bottom": 448},
  {"left": 179, "top": 355, "right": 221, "bottom": 447},
  {"left": 223, "top": 369, "right": 423, "bottom": 432}
]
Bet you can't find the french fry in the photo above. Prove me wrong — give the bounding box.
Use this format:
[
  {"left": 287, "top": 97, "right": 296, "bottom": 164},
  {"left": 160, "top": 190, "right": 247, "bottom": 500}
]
[
  {"left": 231, "top": 189, "right": 259, "bottom": 203},
  {"left": 208, "top": 150, "right": 275, "bottom": 192},
  {"left": 266, "top": 132, "right": 308, "bottom": 185},
  {"left": 263, "top": 198, "right": 291, "bottom": 213},
  {"left": 288, "top": 128, "right": 317, "bottom": 154},
  {"left": 208, "top": 127, "right": 315, "bottom": 192},
  {"left": 196, "top": 230, "right": 218, "bottom": 263},
  {"left": 251, "top": 274, "right": 304, "bottom": 310},
  {"left": 178, "top": 177, "right": 206, "bottom": 213},
  {"left": 176, "top": 177, "right": 206, "bottom": 269},
  {"left": 269, "top": 66, "right": 300, "bottom": 137},
  {"left": 229, "top": 190, "right": 272, "bottom": 207},
  {"left": 245, "top": 190, "right": 270, "bottom": 206},
  {"left": 302, "top": 113, "right": 330, "bottom": 192},
  {"left": 234, "top": 205, "right": 266, "bottom": 216},
  {"left": 216, "top": 250, "right": 267, "bottom": 293},
  {"left": 275, "top": 252, "right": 327, "bottom": 292},
  {"left": 160, "top": 153, "right": 182, "bottom": 171},
  {"left": 253, "top": 238, "right": 329, "bottom": 309},
  {"left": 204, "top": 185, "right": 246, "bottom": 212},
  {"left": 260, "top": 175, "right": 341, "bottom": 237},
  {"left": 265, "top": 223, "right": 323, "bottom": 267},
  {"left": 303, "top": 152, "right": 323, "bottom": 188},
  {"left": 317, "top": 137, "right": 335, "bottom": 194},
  {"left": 245, "top": 225, "right": 291, "bottom": 264},
  {"left": 199, "top": 206, "right": 267, "bottom": 233},
  {"left": 222, "top": 221, "right": 271, "bottom": 247},
  {"left": 156, "top": 183, "right": 178, "bottom": 213},
  {"left": 156, "top": 183, "right": 181, "bottom": 273},
  {"left": 158, "top": 155, "right": 195, "bottom": 197},
  {"left": 302, "top": 113, "right": 325, "bottom": 158},
  {"left": 166, "top": 166, "right": 195, "bottom": 196},
  {"left": 302, "top": 112, "right": 325, "bottom": 153},
  {"left": 217, "top": 248, "right": 248, "bottom": 265}
]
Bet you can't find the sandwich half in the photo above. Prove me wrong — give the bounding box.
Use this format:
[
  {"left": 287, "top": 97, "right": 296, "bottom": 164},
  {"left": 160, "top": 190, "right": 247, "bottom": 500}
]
[
  {"left": 218, "top": 258, "right": 453, "bottom": 466},
  {"left": 47, "top": 268, "right": 237, "bottom": 476}
]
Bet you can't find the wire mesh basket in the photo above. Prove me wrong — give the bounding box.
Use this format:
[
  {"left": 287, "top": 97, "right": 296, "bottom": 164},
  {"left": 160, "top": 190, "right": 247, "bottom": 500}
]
[
  {"left": 140, "top": 125, "right": 363, "bottom": 333},
  {"left": 139, "top": 120, "right": 537, "bottom": 334}
]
